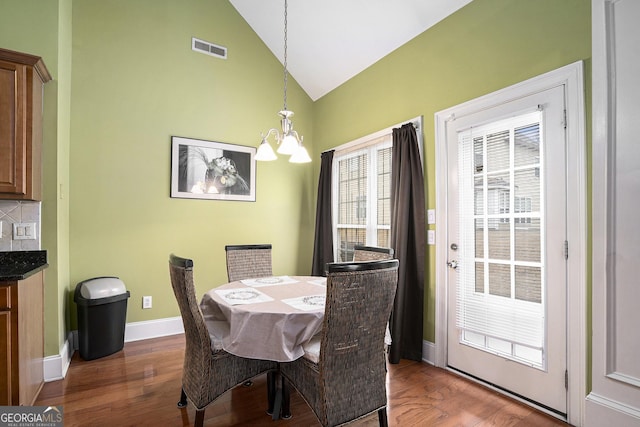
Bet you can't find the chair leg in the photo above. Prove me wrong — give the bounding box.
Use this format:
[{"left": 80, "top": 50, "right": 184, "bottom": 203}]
[
  {"left": 377, "top": 408, "right": 388, "bottom": 427},
  {"left": 177, "top": 388, "right": 187, "bottom": 408},
  {"left": 194, "top": 409, "right": 205, "bottom": 427}
]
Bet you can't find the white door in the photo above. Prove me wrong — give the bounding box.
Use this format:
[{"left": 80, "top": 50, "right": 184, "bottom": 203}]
[{"left": 445, "top": 85, "right": 567, "bottom": 415}]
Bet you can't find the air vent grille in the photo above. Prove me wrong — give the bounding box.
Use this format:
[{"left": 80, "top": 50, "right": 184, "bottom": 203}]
[{"left": 192, "top": 37, "right": 227, "bottom": 59}]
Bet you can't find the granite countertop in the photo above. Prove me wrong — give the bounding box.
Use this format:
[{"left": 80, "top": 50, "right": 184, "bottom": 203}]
[{"left": 0, "top": 250, "right": 48, "bottom": 281}]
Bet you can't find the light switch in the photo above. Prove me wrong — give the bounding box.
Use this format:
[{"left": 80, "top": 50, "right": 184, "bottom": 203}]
[
  {"left": 427, "top": 209, "right": 436, "bottom": 224},
  {"left": 13, "top": 223, "right": 37, "bottom": 240},
  {"left": 428, "top": 230, "right": 436, "bottom": 245}
]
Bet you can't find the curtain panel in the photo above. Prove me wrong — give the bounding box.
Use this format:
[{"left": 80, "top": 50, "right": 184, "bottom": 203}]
[
  {"left": 389, "top": 123, "right": 426, "bottom": 363},
  {"left": 311, "top": 150, "right": 335, "bottom": 276}
]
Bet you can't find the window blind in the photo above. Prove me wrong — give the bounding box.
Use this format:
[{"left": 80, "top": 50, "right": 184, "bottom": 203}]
[{"left": 456, "top": 111, "right": 545, "bottom": 351}]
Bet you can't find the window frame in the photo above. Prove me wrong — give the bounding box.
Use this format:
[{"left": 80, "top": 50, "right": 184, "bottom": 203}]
[{"left": 331, "top": 140, "right": 392, "bottom": 261}]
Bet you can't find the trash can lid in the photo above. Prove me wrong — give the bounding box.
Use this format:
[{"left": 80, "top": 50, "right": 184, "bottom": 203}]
[{"left": 79, "top": 277, "right": 126, "bottom": 299}]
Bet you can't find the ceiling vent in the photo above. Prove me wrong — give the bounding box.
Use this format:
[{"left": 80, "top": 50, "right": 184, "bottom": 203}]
[{"left": 192, "top": 37, "right": 227, "bottom": 59}]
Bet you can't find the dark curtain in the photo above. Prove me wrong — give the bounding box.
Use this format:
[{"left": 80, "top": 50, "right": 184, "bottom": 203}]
[
  {"left": 388, "top": 123, "right": 426, "bottom": 363},
  {"left": 311, "top": 150, "right": 335, "bottom": 276}
]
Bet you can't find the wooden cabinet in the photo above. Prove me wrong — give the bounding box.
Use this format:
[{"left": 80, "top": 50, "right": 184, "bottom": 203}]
[
  {"left": 0, "top": 48, "right": 51, "bottom": 201},
  {"left": 0, "top": 271, "right": 44, "bottom": 406}
]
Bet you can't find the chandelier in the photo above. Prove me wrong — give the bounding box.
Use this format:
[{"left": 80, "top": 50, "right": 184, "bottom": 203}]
[{"left": 255, "top": 0, "right": 311, "bottom": 163}]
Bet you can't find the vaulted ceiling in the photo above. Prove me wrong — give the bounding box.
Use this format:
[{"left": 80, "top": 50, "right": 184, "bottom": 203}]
[{"left": 229, "top": 0, "right": 473, "bottom": 101}]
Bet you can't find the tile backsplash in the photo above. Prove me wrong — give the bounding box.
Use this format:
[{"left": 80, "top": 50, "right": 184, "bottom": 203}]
[{"left": 0, "top": 201, "right": 41, "bottom": 251}]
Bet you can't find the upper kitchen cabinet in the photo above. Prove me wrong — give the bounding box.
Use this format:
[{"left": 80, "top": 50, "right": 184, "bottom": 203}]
[{"left": 0, "top": 48, "right": 51, "bottom": 201}]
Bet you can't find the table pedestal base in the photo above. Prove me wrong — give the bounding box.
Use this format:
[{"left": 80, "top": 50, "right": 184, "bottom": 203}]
[{"left": 267, "top": 369, "right": 291, "bottom": 420}]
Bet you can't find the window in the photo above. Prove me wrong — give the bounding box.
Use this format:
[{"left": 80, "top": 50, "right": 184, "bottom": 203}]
[
  {"left": 332, "top": 135, "right": 392, "bottom": 262},
  {"left": 514, "top": 196, "right": 532, "bottom": 224}
]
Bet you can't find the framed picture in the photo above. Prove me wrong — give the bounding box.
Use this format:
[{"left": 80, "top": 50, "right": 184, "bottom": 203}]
[{"left": 171, "top": 136, "right": 256, "bottom": 201}]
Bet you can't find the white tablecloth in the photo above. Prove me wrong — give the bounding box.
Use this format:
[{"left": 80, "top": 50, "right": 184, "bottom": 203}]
[{"left": 200, "top": 276, "right": 326, "bottom": 362}]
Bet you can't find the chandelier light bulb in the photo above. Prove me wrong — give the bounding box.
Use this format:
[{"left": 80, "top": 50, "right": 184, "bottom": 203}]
[
  {"left": 278, "top": 133, "right": 299, "bottom": 155},
  {"left": 289, "top": 143, "right": 312, "bottom": 163},
  {"left": 256, "top": 137, "right": 277, "bottom": 161}
]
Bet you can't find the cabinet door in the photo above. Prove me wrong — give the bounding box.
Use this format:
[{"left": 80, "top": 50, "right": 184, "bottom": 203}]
[
  {"left": 0, "top": 59, "right": 27, "bottom": 196},
  {"left": 0, "top": 310, "right": 11, "bottom": 406}
]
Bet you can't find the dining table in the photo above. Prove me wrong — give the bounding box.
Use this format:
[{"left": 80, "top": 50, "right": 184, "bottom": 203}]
[
  {"left": 200, "top": 275, "right": 327, "bottom": 362},
  {"left": 200, "top": 275, "right": 327, "bottom": 419}
]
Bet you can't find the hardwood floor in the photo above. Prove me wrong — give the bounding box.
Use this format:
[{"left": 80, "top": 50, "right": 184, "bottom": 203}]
[{"left": 35, "top": 334, "right": 569, "bottom": 426}]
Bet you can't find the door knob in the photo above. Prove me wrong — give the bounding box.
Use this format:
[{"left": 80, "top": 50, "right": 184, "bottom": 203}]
[{"left": 447, "top": 260, "right": 458, "bottom": 269}]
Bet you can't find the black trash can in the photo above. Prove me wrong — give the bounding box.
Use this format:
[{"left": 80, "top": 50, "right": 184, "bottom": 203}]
[{"left": 74, "top": 276, "right": 130, "bottom": 360}]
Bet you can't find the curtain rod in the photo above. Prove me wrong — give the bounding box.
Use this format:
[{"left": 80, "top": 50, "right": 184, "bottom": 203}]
[{"left": 322, "top": 115, "right": 423, "bottom": 154}]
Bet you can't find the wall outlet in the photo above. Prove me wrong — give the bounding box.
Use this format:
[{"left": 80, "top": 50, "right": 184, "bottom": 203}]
[
  {"left": 13, "top": 222, "right": 37, "bottom": 240},
  {"left": 427, "top": 230, "right": 436, "bottom": 245},
  {"left": 142, "top": 296, "right": 152, "bottom": 309}
]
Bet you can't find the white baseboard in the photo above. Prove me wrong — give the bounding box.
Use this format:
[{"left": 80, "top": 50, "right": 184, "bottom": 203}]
[
  {"left": 123, "top": 316, "right": 184, "bottom": 342},
  {"left": 422, "top": 340, "right": 435, "bottom": 365},
  {"left": 585, "top": 392, "right": 640, "bottom": 427},
  {"left": 44, "top": 316, "right": 185, "bottom": 382},
  {"left": 43, "top": 331, "right": 74, "bottom": 382}
]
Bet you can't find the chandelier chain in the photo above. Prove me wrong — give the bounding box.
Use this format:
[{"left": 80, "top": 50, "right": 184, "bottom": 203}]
[{"left": 283, "top": 0, "right": 288, "bottom": 110}]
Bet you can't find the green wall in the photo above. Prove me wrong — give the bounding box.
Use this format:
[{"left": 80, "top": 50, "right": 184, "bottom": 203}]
[
  {"left": 68, "top": 0, "right": 315, "bottom": 325},
  {"left": 1, "top": 0, "right": 590, "bottom": 364},
  {"left": 312, "top": 0, "right": 591, "bottom": 342}
]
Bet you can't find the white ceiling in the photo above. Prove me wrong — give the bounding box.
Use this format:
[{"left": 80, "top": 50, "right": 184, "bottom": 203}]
[{"left": 229, "top": 0, "right": 473, "bottom": 101}]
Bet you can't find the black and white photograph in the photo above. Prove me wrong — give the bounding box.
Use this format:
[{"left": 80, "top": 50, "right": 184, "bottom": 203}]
[{"left": 170, "top": 136, "right": 256, "bottom": 201}]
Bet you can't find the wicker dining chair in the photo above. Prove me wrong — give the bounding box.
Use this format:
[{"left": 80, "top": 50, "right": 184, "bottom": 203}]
[
  {"left": 169, "top": 254, "right": 276, "bottom": 427},
  {"left": 280, "top": 259, "right": 399, "bottom": 427},
  {"left": 352, "top": 245, "right": 394, "bottom": 262},
  {"left": 225, "top": 244, "right": 273, "bottom": 282}
]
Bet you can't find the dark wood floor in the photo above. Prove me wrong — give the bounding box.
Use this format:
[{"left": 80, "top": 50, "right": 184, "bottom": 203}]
[{"left": 35, "top": 334, "right": 570, "bottom": 426}]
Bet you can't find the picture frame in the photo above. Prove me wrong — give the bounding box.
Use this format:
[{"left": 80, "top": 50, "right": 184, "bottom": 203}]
[{"left": 170, "top": 136, "right": 256, "bottom": 201}]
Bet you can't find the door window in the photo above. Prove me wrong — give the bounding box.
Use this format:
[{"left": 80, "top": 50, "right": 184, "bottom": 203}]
[{"left": 457, "top": 111, "right": 545, "bottom": 368}]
